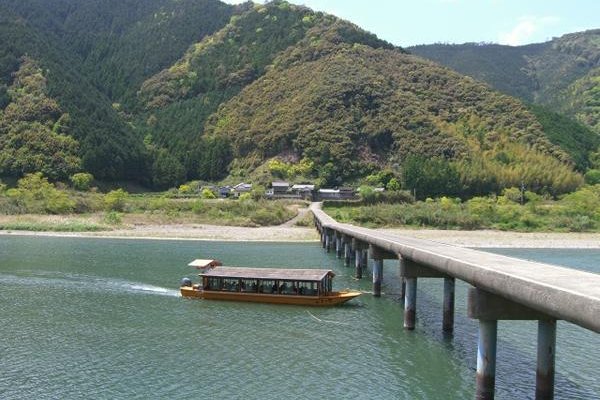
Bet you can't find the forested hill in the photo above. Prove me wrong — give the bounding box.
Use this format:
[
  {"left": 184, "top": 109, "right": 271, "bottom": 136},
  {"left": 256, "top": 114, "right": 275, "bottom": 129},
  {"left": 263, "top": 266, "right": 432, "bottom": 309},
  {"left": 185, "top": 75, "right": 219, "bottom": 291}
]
[
  {"left": 0, "top": 0, "right": 236, "bottom": 181},
  {"left": 0, "top": 0, "right": 595, "bottom": 196},
  {"left": 409, "top": 30, "right": 600, "bottom": 135}
]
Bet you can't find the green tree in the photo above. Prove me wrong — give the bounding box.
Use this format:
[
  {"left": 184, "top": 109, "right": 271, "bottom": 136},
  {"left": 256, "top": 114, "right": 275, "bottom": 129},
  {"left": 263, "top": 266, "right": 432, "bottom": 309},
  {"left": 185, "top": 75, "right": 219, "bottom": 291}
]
[
  {"left": 104, "top": 189, "right": 128, "bottom": 211},
  {"left": 401, "top": 156, "right": 460, "bottom": 199},
  {"left": 584, "top": 169, "right": 600, "bottom": 185},
  {"left": 6, "top": 172, "right": 74, "bottom": 214},
  {"left": 70, "top": 172, "right": 94, "bottom": 191},
  {"left": 201, "top": 188, "right": 216, "bottom": 199},
  {"left": 148, "top": 147, "right": 185, "bottom": 190},
  {"left": 386, "top": 177, "right": 401, "bottom": 191}
]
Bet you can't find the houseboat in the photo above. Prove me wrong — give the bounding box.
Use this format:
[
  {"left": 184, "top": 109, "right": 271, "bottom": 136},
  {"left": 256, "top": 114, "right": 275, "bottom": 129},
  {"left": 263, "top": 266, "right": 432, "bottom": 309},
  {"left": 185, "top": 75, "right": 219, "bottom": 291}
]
[{"left": 180, "top": 260, "right": 361, "bottom": 306}]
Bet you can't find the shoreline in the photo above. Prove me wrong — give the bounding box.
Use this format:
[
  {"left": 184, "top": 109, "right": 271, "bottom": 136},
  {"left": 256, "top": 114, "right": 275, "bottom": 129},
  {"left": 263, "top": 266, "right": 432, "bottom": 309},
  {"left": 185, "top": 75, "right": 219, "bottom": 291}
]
[{"left": 3, "top": 223, "right": 600, "bottom": 248}]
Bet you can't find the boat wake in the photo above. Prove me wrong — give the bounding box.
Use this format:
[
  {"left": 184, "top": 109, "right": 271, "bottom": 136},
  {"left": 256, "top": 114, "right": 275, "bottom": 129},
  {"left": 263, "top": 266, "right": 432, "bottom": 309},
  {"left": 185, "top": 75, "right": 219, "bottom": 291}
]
[
  {"left": 126, "top": 284, "right": 180, "bottom": 297},
  {"left": 0, "top": 271, "right": 179, "bottom": 297}
]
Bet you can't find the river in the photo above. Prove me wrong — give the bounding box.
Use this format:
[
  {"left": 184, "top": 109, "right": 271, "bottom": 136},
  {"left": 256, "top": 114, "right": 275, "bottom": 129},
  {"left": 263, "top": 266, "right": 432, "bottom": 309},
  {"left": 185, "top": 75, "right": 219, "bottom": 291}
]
[{"left": 0, "top": 236, "right": 598, "bottom": 399}]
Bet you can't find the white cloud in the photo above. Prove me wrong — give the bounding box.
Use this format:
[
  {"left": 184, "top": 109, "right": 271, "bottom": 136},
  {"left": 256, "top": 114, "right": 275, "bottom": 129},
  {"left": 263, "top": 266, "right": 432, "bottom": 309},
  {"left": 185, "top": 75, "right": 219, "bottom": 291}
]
[{"left": 499, "top": 16, "right": 560, "bottom": 46}]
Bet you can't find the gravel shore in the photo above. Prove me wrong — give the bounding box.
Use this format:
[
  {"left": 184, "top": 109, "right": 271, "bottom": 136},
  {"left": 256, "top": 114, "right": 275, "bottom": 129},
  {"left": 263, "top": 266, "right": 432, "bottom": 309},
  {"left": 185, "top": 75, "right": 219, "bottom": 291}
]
[{"left": 2, "top": 223, "right": 600, "bottom": 248}]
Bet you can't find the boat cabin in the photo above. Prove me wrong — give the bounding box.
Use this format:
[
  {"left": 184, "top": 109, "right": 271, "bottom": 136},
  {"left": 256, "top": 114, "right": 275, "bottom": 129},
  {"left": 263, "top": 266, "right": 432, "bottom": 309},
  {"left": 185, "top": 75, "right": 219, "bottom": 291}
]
[{"left": 199, "top": 267, "right": 334, "bottom": 296}]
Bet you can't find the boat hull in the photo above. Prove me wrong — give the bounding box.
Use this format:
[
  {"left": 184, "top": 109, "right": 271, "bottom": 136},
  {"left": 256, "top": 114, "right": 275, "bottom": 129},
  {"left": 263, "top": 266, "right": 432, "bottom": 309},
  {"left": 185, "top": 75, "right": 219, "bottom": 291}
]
[{"left": 180, "top": 287, "right": 360, "bottom": 306}]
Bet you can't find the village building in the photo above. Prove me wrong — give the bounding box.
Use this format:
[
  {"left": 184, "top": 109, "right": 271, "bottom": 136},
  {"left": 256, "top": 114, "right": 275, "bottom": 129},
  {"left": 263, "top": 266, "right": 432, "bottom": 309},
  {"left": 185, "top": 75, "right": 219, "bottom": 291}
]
[{"left": 232, "top": 182, "right": 252, "bottom": 198}]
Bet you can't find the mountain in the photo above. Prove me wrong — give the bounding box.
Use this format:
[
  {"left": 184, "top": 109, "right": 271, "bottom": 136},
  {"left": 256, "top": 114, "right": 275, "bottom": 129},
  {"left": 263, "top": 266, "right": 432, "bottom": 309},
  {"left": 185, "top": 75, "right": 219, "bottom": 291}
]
[
  {"left": 0, "top": 0, "right": 236, "bottom": 181},
  {"left": 409, "top": 30, "right": 600, "bottom": 138},
  {"left": 0, "top": 0, "right": 590, "bottom": 195},
  {"left": 202, "top": 28, "right": 580, "bottom": 195}
]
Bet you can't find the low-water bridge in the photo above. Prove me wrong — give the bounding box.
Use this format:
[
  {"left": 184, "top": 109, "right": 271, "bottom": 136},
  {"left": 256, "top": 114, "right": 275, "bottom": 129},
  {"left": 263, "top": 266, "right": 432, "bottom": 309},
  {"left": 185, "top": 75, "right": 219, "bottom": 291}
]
[{"left": 310, "top": 203, "right": 600, "bottom": 400}]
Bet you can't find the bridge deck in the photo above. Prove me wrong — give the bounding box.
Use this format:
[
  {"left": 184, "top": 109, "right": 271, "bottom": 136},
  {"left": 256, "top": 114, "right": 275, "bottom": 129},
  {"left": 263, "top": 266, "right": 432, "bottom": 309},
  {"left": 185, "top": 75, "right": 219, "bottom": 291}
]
[{"left": 311, "top": 204, "right": 600, "bottom": 333}]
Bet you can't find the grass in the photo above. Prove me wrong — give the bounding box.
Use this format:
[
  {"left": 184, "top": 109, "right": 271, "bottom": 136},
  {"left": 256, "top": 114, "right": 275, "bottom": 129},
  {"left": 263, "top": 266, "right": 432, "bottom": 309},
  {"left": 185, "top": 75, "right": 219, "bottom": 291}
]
[
  {"left": 323, "top": 189, "right": 600, "bottom": 233},
  {"left": 0, "top": 218, "right": 108, "bottom": 232}
]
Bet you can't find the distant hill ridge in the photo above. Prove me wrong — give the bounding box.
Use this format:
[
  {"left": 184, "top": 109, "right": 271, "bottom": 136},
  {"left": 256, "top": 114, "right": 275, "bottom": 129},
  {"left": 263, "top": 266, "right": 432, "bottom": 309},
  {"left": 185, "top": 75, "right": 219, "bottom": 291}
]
[{"left": 409, "top": 30, "right": 600, "bottom": 136}]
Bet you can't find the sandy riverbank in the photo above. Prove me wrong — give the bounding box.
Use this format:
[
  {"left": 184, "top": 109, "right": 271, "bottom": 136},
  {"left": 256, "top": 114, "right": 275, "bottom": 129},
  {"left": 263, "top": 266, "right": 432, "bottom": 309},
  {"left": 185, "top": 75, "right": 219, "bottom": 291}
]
[{"left": 2, "top": 222, "right": 600, "bottom": 247}]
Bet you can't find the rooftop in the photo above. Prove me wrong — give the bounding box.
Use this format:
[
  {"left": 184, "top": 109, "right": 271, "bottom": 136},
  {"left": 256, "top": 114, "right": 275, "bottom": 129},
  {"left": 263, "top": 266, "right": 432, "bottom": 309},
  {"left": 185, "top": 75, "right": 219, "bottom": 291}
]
[
  {"left": 201, "top": 266, "right": 334, "bottom": 281},
  {"left": 188, "top": 259, "right": 222, "bottom": 269}
]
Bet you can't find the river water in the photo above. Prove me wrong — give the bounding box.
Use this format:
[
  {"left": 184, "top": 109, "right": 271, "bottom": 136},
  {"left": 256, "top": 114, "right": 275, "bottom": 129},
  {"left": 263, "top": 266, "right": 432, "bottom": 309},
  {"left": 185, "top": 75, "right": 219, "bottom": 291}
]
[{"left": 0, "top": 236, "right": 598, "bottom": 399}]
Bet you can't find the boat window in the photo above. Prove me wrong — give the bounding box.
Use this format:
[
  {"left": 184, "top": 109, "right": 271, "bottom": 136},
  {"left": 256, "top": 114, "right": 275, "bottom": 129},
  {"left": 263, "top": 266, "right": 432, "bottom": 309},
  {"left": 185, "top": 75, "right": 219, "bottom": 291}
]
[
  {"left": 240, "top": 279, "right": 258, "bottom": 292},
  {"left": 221, "top": 278, "right": 240, "bottom": 292},
  {"left": 258, "top": 280, "right": 277, "bottom": 294},
  {"left": 205, "top": 277, "right": 221, "bottom": 290},
  {"left": 297, "top": 281, "right": 317, "bottom": 296},
  {"left": 279, "top": 281, "right": 294, "bottom": 295}
]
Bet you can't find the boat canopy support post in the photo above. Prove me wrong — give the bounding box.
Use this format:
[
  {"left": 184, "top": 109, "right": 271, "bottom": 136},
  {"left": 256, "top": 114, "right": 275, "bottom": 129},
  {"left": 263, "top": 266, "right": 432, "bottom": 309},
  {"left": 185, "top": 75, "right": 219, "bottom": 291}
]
[{"left": 468, "top": 288, "right": 557, "bottom": 400}]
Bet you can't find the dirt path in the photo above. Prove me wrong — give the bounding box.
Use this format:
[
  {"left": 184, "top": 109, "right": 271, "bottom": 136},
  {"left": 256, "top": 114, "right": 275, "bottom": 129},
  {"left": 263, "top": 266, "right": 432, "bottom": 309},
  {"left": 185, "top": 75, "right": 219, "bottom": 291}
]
[{"left": 279, "top": 207, "right": 310, "bottom": 227}]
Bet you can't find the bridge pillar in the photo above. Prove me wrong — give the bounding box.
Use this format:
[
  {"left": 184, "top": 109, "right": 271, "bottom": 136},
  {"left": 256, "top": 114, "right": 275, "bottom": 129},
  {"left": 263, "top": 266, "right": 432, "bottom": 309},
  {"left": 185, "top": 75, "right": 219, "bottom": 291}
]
[
  {"left": 369, "top": 245, "right": 397, "bottom": 297},
  {"left": 400, "top": 277, "right": 406, "bottom": 302},
  {"left": 443, "top": 277, "right": 456, "bottom": 333},
  {"left": 342, "top": 235, "right": 352, "bottom": 266},
  {"left": 372, "top": 259, "right": 383, "bottom": 297},
  {"left": 355, "top": 249, "right": 363, "bottom": 279},
  {"left": 468, "top": 288, "right": 556, "bottom": 400},
  {"left": 352, "top": 239, "right": 368, "bottom": 279},
  {"left": 404, "top": 277, "right": 417, "bottom": 329},
  {"left": 476, "top": 319, "right": 497, "bottom": 400},
  {"left": 325, "top": 229, "right": 333, "bottom": 253},
  {"left": 400, "top": 258, "right": 449, "bottom": 331},
  {"left": 335, "top": 233, "right": 343, "bottom": 259},
  {"left": 536, "top": 320, "right": 556, "bottom": 400}
]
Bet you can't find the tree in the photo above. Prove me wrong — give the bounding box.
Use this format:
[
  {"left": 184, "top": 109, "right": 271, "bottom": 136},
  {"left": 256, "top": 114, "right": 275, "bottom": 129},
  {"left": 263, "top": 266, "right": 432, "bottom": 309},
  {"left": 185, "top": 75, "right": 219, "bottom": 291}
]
[
  {"left": 401, "top": 155, "right": 461, "bottom": 199},
  {"left": 148, "top": 147, "right": 185, "bottom": 190},
  {"left": 70, "top": 172, "right": 94, "bottom": 191},
  {"left": 104, "top": 189, "right": 128, "bottom": 211},
  {"left": 196, "top": 136, "right": 233, "bottom": 181},
  {"left": 585, "top": 169, "right": 600, "bottom": 185},
  {"left": 6, "top": 172, "right": 74, "bottom": 214}
]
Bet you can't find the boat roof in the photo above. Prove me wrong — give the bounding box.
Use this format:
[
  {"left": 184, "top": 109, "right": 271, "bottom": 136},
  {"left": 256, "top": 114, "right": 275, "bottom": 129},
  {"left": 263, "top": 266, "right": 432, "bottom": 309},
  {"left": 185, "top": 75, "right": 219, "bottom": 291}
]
[
  {"left": 188, "top": 259, "right": 222, "bottom": 268},
  {"left": 200, "top": 266, "right": 334, "bottom": 281}
]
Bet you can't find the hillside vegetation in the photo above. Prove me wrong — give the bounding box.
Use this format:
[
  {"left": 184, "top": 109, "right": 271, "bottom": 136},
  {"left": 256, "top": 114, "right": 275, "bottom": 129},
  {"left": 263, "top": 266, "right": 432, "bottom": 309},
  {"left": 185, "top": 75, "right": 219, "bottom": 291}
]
[
  {"left": 410, "top": 30, "right": 600, "bottom": 140},
  {"left": 0, "top": 0, "right": 594, "bottom": 200},
  {"left": 205, "top": 31, "right": 581, "bottom": 195}
]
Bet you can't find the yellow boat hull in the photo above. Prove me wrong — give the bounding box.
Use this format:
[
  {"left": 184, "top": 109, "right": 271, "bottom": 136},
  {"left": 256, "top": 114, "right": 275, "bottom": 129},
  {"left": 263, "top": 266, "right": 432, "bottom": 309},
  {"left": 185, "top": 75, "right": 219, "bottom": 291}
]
[{"left": 180, "top": 287, "right": 360, "bottom": 306}]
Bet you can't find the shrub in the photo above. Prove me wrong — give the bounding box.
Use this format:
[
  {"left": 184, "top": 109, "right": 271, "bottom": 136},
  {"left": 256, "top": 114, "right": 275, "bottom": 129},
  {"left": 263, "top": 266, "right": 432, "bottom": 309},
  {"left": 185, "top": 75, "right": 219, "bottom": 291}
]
[
  {"left": 6, "top": 172, "right": 74, "bottom": 214},
  {"left": 238, "top": 193, "right": 252, "bottom": 201},
  {"left": 70, "top": 172, "right": 94, "bottom": 191},
  {"left": 104, "top": 189, "right": 128, "bottom": 211},
  {"left": 104, "top": 211, "right": 122, "bottom": 225},
  {"left": 584, "top": 169, "right": 600, "bottom": 185},
  {"left": 178, "top": 184, "right": 193, "bottom": 194},
  {"left": 201, "top": 188, "right": 216, "bottom": 199}
]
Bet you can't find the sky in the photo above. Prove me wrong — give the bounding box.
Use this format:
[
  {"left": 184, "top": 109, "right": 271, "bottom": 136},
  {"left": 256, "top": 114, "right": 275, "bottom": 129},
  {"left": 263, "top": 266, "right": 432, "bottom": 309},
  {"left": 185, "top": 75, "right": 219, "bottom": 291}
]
[{"left": 222, "top": 0, "right": 600, "bottom": 47}]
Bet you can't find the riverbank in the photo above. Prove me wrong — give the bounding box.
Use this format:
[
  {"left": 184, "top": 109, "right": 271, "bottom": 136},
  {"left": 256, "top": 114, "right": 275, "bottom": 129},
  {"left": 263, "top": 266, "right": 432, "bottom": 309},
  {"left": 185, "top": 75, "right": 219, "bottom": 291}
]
[{"left": 2, "top": 219, "right": 600, "bottom": 247}]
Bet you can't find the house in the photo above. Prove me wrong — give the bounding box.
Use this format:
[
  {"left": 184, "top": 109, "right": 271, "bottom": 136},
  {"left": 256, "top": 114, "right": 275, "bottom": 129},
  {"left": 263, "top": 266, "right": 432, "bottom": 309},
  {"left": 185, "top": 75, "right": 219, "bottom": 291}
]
[
  {"left": 218, "top": 186, "right": 232, "bottom": 198},
  {"left": 232, "top": 182, "right": 252, "bottom": 198},
  {"left": 318, "top": 188, "right": 340, "bottom": 200},
  {"left": 272, "top": 181, "right": 290, "bottom": 194},
  {"left": 317, "top": 187, "right": 356, "bottom": 201},
  {"left": 291, "top": 184, "right": 315, "bottom": 200},
  {"left": 339, "top": 187, "right": 356, "bottom": 200}
]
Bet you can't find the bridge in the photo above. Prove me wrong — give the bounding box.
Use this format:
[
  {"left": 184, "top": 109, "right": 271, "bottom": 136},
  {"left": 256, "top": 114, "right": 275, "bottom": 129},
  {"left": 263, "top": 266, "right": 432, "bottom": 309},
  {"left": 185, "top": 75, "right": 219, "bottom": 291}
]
[{"left": 310, "top": 203, "right": 600, "bottom": 400}]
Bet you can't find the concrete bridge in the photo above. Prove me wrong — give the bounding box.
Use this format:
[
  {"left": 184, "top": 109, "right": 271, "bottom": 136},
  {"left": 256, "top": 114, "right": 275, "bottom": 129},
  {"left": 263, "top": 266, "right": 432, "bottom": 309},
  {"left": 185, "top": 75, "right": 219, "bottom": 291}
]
[{"left": 310, "top": 203, "right": 600, "bottom": 400}]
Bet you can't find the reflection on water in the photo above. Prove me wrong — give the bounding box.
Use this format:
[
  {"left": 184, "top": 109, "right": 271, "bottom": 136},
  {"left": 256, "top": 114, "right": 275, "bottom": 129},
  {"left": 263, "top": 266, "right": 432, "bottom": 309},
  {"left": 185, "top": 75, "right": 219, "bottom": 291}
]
[{"left": 0, "top": 237, "right": 598, "bottom": 399}]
